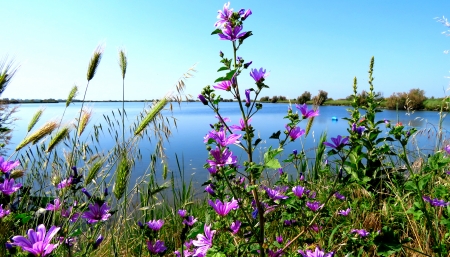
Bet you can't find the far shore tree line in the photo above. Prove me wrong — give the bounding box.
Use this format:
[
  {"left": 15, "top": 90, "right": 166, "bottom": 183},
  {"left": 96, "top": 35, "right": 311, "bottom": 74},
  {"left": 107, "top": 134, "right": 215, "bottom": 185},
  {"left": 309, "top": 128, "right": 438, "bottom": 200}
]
[{"left": 257, "top": 88, "right": 445, "bottom": 110}]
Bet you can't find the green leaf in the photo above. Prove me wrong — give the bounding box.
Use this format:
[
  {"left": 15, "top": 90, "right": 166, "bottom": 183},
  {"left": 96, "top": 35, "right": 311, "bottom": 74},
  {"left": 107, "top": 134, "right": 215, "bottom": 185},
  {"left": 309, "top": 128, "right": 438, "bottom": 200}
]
[
  {"left": 217, "top": 67, "right": 229, "bottom": 72},
  {"left": 253, "top": 138, "right": 262, "bottom": 146},
  {"left": 264, "top": 147, "right": 283, "bottom": 169},
  {"left": 269, "top": 131, "right": 281, "bottom": 139},
  {"left": 69, "top": 228, "right": 82, "bottom": 237},
  {"left": 418, "top": 173, "right": 432, "bottom": 191},
  {"left": 214, "top": 69, "right": 237, "bottom": 83},
  {"left": 211, "top": 28, "right": 222, "bottom": 35}
]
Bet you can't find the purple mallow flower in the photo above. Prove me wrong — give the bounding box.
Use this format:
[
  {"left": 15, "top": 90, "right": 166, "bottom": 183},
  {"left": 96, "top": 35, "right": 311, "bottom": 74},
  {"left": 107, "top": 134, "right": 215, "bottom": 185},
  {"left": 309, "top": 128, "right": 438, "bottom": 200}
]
[
  {"left": 352, "top": 123, "right": 365, "bottom": 135},
  {"left": 205, "top": 184, "right": 216, "bottom": 196},
  {"left": 12, "top": 224, "right": 60, "bottom": 257},
  {"left": 241, "top": 9, "right": 252, "bottom": 20},
  {"left": 323, "top": 135, "right": 349, "bottom": 149},
  {"left": 208, "top": 198, "right": 239, "bottom": 216},
  {"left": 198, "top": 94, "right": 208, "bottom": 105},
  {"left": 81, "top": 202, "right": 111, "bottom": 224},
  {"left": 178, "top": 209, "right": 187, "bottom": 218},
  {"left": 192, "top": 224, "right": 216, "bottom": 257},
  {"left": 351, "top": 229, "right": 370, "bottom": 237},
  {"left": 444, "top": 145, "right": 450, "bottom": 154},
  {"left": 147, "top": 219, "right": 164, "bottom": 231},
  {"left": 213, "top": 80, "right": 232, "bottom": 91},
  {"left": 292, "top": 186, "right": 306, "bottom": 198},
  {"left": 0, "top": 157, "right": 19, "bottom": 173},
  {"left": 230, "top": 220, "right": 241, "bottom": 234},
  {"left": 147, "top": 240, "right": 167, "bottom": 254},
  {"left": 230, "top": 118, "right": 251, "bottom": 131},
  {"left": 57, "top": 177, "right": 73, "bottom": 189},
  {"left": 422, "top": 195, "right": 450, "bottom": 207},
  {"left": 306, "top": 201, "right": 323, "bottom": 212},
  {"left": 245, "top": 89, "right": 251, "bottom": 107},
  {"left": 205, "top": 129, "right": 241, "bottom": 147},
  {"left": 46, "top": 198, "right": 62, "bottom": 211},
  {"left": 0, "top": 204, "right": 10, "bottom": 218},
  {"left": 265, "top": 186, "right": 289, "bottom": 201},
  {"left": 298, "top": 246, "right": 334, "bottom": 257},
  {"left": 334, "top": 192, "right": 345, "bottom": 200},
  {"left": 296, "top": 104, "right": 319, "bottom": 119},
  {"left": 250, "top": 68, "right": 268, "bottom": 83},
  {"left": 207, "top": 147, "right": 238, "bottom": 168},
  {"left": 0, "top": 178, "right": 21, "bottom": 195},
  {"left": 219, "top": 24, "right": 247, "bottom": 41},
  {"left": 285, "top": 125, "right": 305, "bottom": 141},
  {"left": 214, "top": 2, "right": 233, "bottom": 28},
  {"left": 338, "top": 208, "right": 351, "bottom": 216},
  {"left": 183, "top": 216, "right": 198, "bottom": 226}
]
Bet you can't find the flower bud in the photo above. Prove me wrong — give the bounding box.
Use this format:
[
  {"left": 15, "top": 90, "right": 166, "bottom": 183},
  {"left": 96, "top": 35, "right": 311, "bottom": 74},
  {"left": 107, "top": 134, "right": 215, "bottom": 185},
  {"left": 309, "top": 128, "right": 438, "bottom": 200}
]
[
  {"left": 244, "top": 61, "right": 252, "bottom": 69},
  {"left": 219, "top": 51, "right": 224, "bottom": 58},
  {"left": 198, "top": 94, "right": 208, "bottom": 105}
]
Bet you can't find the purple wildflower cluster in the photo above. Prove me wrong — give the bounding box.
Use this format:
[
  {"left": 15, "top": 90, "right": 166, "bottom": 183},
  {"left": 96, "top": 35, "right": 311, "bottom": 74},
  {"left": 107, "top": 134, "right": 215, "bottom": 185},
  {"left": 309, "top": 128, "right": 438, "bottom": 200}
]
[
  {"left": 298, "top": 247, "right": 334, "bottom": 257},
  {"left": 423, "top": 195, "right": 450, "bottom": 207}
]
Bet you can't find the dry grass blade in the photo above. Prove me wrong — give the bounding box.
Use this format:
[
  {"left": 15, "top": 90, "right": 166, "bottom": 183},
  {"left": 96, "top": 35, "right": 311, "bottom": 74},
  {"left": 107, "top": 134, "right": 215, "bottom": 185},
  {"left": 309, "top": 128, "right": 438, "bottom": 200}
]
[
  {"left": 77, "top": 108, "right": 92, "bottom": 136},
  {"left": 113, "top": 152, "right": 131, "bottom": 200},
  {"left": 85, "top": 157, "right": 105, "bottom": 186},
  {"left": 87, "top": 44, "right": 104, "bottom": 81},
  {"left": 118, "top": 48, "right": 127, "bottom": 79},
  {"left": 16, "top": 120, "right": 58, "bottom": 151},
  {"left": 46, "top": 125, "right": 71, "bottom": 153},
  {"left": 134, "top": 97, "right": 167, "bottom": 136},
  {"left": 27, "top": 108, "right": 44, "bottom": 133},
  {"left": 66, "top": 85, "right": 78, "bottom": 108}
]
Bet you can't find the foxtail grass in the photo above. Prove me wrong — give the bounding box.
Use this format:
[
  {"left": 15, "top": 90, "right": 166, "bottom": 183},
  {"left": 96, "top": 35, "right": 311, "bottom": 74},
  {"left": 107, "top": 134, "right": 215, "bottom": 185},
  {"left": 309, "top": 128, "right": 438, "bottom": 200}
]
[
  {"left": 0, "top": 57, "right": 19, "bottom": 95},
  {"left": 77, "top": 108, "right": 92, "bottom": 136},
  {"left": 66, "top": 85, "right": 78, "bottom": 108},
  {"left": 134, "top": 97, "right": 168, "bottom": 136},
  {"left": 85, "top": 157, "right": 105, "bottom": 186},
  {"left": 16, "top": 120, "right": 58, "bottom": 151},
  {"left": 27, "top": 108, "right": 44, "bottom": 133},
  {"left": 113, "top": 152, "right": 131, "bottom": 200},
  {"left": 46, "top": 125, "right": 71, "bottom": 152},
  {"left": 87, "top": 44, "right": 104, "bottom": 82}
]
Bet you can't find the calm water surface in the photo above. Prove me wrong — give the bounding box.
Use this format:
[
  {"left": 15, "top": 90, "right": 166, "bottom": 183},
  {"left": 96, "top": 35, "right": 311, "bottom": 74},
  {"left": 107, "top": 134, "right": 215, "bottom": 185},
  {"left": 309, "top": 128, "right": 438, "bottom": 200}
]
[{"left": 8, "top": 102, "right": 450, "bottom": 186}]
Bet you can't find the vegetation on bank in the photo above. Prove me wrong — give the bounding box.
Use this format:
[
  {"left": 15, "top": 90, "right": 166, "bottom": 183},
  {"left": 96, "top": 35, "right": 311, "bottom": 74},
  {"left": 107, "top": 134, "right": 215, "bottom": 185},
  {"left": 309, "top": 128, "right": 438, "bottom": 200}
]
[{"left": 1, "top": 3, "right": 450, "bottom": 257}]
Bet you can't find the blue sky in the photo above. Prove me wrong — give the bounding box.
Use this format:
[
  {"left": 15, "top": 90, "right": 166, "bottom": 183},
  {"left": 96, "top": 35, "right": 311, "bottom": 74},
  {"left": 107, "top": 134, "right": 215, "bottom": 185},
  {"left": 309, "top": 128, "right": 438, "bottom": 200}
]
[{"left": 2, "top": 1, "right": 450, "bottom": 101}]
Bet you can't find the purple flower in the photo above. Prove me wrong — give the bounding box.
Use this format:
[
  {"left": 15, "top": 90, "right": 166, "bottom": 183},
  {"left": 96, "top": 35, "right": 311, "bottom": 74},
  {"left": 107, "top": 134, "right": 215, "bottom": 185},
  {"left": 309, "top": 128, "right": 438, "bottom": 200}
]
[
  {"left": 334, "top": 192, "right": 345, "bottom": 200},
  {"left": 298, "top": 246, "right": 334, "bottom": 257},
  {"left": 147, "top": 240, "right": 167, "bottom": 254},
  {"left": 218, "top": 24, "right": 247, "bottom": 41},
  {"left": 265, "top": 186, "right": 289, "bottom": 200},
  {"left": 241, "top": 9, "right": 252, "bottom": 20},
  {"left": 278, "top": 168, "right": 284, "bottom": 175},
  {"left": 45, "top": 198, "right": 62, "bottom": 211},
  {"left": 306, "top": 201, "right": 323, "bottom": 212},
  {"left": 208, "top": 198, "right": 239, "bottom": 216},
  {"left": 207, "top": 147, "right": 238, "bottom": 168},
  {"left": 205, "top": 184, "right": 215, "bottom": 196},
  {"left": 147, "top": 219, "right": 164, "bottom": 231},
  {"left": 245, "top": 89, "right": 251, "bottom": 107},
  {"left": 268, "top": 249, "right": 284, "bottom": 257},
  {"left": 178, "top": 209, "right": 187, "bottom": 218},
  {"left": 0, "top": 178, "right": 21, "bottom": 195},
  {"left": 12, "top": 224, "right": 60, "bottom": 257},
  {"left": 445, "top": 145, "right": 450, "bottom": 154},
  {"left": 285, "top": 125, "right": 305, "bottom": 141},
  {"left": 205, "top": 129, "right": 241, "bottom": 147},
  {"left": 183, "top": 216, "right": 198, "bottom": 226},
  {"left": 81, "top": 202, "right": 111, "bottom": 224},
  {"left": 296, "top": 104, "right": 319, "bottom": 119},
  {"left": 283, "top": 219, "right": 297, "bottom": 226},
  {"left": 292, "top": 186, "right": 306, "bottom": 198},
  {"left": 310, "top": 224, "right": 322, "bottom": 232},
  {"left": 93, "top": 235, "right": 103, "bottom": 249},
  {"left": 0, "top": 204, "right": 10, "bottom": 218},
  {"left": 214, "top": 2, "right": 233, "bottom": 28},
  {"left": 323, "top": 135, "right": 349, "bottom": 149},
  {"left": 0, "top": 157, "right": 19, "bottom": 173},
  {"left": 213, "top": 80, "right": 232, "bottom": 91},
  {"left": 422, "top": 195, "right": 450, "bottom": 207},
  {"left": 61, "top": 207, "right": 80, "bottom": 223},
  {"left": 352, "top": 123, "right": 365, "bottom": 135},
  {"left": 193, "top": 224, "right": 216, "bottom": 257},
  {"left": 81, "top": 188, "right": 91, "bottom": 199},
  {"left": 276, "top": 236, "right": 283, "bottom": 244},
  {"left": 293, "top": 149, "right": 298, "bottom": 156},
  {"left": 250, "top": 68, "right": 268, "bottom": 83},
  {"left": 230, "top": 118, "right": 251, "bottom": 131},
  {"left": 198, "top": 94, "right": 208, "bottom": 105},
  {"left": 351, "top": 229, "right": 370, "bottom": 237},
  {"left": 56, "top": 177, "right": 72, "bottom": 189},
  {"left": 338, "top": 208, "right": 351, "bottom": 216},
  {"left": 230, "top": 220, "right": 241, "bottom": 234}
]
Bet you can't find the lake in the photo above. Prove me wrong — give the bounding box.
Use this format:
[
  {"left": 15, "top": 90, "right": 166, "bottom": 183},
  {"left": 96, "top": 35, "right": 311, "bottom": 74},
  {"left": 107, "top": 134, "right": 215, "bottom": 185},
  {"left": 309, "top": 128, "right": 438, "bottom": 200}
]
[{"left": 6, "top": 102, "right": 450, "bottom": 187}]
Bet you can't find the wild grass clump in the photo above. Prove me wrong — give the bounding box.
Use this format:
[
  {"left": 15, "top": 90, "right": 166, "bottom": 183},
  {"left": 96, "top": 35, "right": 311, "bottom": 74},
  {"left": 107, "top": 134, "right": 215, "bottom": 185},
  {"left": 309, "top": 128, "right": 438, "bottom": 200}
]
[{"left": 2, "top": 3, "right": 450, "bottom": 257}]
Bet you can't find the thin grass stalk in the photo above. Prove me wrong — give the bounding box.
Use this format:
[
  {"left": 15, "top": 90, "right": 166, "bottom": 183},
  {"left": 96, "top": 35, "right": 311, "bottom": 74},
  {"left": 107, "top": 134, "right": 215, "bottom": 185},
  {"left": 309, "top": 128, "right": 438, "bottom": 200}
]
[
  {"left": 119, "top": 49, "right": 127, "bottom": 145},
  {"left": 46, "top": 125, "right": 71, "bottom": 152},
  {"left": 16, "top": 120, "right": 57, "bottom": 151},
  {"left": 134, "top": 97, "right": 168, "bottom": 136}
]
